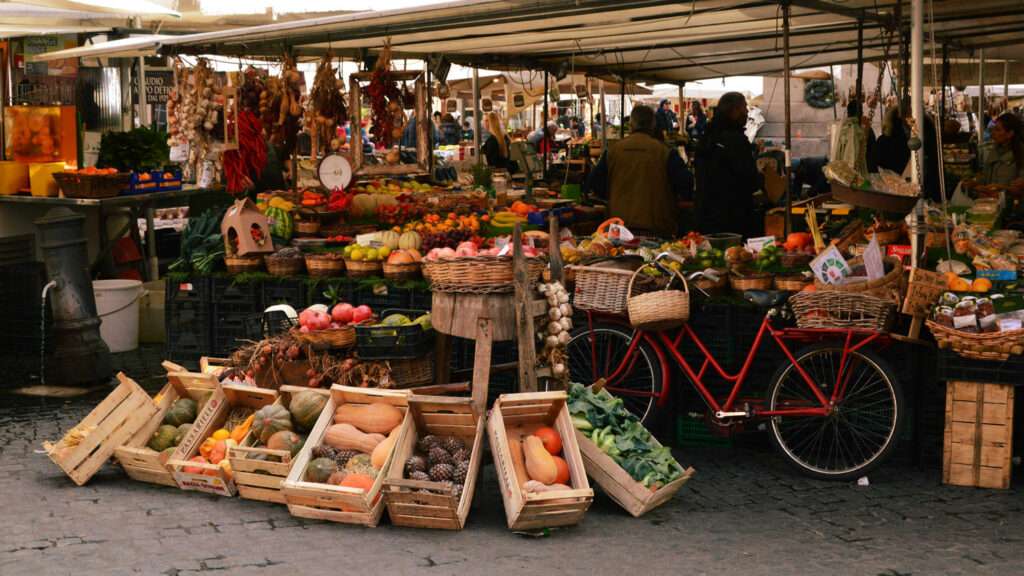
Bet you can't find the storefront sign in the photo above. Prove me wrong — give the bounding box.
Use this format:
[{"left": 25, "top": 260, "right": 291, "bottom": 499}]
[
  {"left": 145, "top": 72, "right": 174, "bottom": 104},
  {"left": 481, "top": 98, "right": 493, "bottom": 112}
]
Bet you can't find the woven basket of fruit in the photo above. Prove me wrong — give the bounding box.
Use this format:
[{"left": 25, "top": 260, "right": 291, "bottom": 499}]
[
  {"left": 925, "top": 320, "right": 1024, "bottom": 361},
  {"left": 345, "top": 259, "right": 383, "bottom": 278},
  {"left": 291, "top": 326, "right": 356, "bottom": 350},
  {"left": 265, "top": 248, "right": 305, "bottom": 277},
  {"left": 225, "top": 255, "right": 264, "bottom": 274},
  {"left": 570, "top": 262, "right": 657, "bottom": 314},
  {"left": 305, "top": 253, "right": 345, "bottom": 277},
  {"left": 53, "top": 170, "right": 130, "bottom": 199},
  {"left": 729, "top": 272, "right": 773, "bottom": 291},
  {"left": 422, "top": 256, "right": 547, "bottom": 294},
  {"left": 774, "top": 275, "right": 812, "bottom": 292},
  {"left": 813, "top": 256, "right": 904, "bottom": 303},
  {"left": 790, "top": 291, "right": 894, "bottom": 331}
]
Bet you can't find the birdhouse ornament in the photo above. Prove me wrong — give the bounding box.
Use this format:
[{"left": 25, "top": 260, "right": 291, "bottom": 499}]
[{"left": 221, "top": 198, "right": 274, "bottom": 257}]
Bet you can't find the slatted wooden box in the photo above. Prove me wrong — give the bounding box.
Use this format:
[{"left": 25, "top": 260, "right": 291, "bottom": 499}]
[
  {"left": 229, "top": 385, "right": 331, "bottom": 504},
  {"left": 383, "top": 395, "right": 485, "bottom": 530},
  {"left": 167, "top": 384, "right": 278, "bottom": 497},
  {"left": 487, "top": 391, "right": 593, "bottom": 531},
  {"left": 282, "top": 386, "right": 411, "bottom": 527},
  {"left": 114, "top": 363, "right": 218, "bottom": 487},
  {"left": 45, "top": 373, "right": 159, "bottom": 486},
  {"left": 943, "top": 381, "right": 1014, "bottom": 489},
  {"left": 575, "top": 430, "right": 694, "bottom": 517}
]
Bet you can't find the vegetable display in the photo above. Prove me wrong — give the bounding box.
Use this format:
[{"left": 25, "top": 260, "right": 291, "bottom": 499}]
[
  {"left": 568, "top": 383, "right": 686, "bottom": 490},
  {"left": 222, "top": 110, "right": 267, "bottom": 195},
  {"left": 366, "top": 43, "right": 403, "bottom": 148},
  {"left": 306, "top": 54, "right": 348, "bottom": 159},
  {"left": 169, "top": 207, "right": 225, "bottom": 274}
]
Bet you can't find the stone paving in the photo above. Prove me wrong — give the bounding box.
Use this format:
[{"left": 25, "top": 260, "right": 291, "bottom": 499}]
[{"left": 1, "top": 347, "right": 1023, "bottom": 575}]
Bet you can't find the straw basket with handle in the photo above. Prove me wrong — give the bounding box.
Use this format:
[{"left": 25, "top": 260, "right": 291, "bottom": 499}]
[{"left": 627, "top": 264, "right": 690, "bottom": 331}]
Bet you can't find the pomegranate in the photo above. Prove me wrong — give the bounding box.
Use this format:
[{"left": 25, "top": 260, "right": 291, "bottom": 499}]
[
  {"left": 331, "top": 303, "right": 354, "bottom": 324},
  {"left": 352, "top": 305, "right": 373, "bottom": 324}
]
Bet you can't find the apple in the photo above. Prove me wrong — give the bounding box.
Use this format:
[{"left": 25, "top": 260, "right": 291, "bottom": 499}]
[
  {"left": 330, "top": 321, "right": 342, "bottom": 329},
  {"left": 331, "top": 303, "right": 354, "bottom": 324},
  {"left": 299, "top": 325, "right": 310, "bottom": 333},
  {"left": 352, "top": 305, "right": 373, "bottom": 324}
]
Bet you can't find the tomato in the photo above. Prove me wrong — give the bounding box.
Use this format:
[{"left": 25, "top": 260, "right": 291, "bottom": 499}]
[{"left": 533, "top": 426, "right": 562, "bottom": 455}]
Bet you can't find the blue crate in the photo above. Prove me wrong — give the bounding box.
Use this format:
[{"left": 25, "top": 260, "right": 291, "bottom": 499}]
[{"left": 123, "top": 169, "right": 183, "bottom": 195}]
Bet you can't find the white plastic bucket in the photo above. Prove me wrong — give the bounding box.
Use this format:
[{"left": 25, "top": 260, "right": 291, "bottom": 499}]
[{"left": 93, "top": 279, "right": 145, "bottom": 353}]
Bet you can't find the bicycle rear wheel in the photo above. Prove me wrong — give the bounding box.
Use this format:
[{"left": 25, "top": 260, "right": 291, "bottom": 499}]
[
  {"left": 766, "top": 343, "right": 903, "bottom": 480},
  {"left": 562, "top": 322, "right": 666, "bottom": 426}
]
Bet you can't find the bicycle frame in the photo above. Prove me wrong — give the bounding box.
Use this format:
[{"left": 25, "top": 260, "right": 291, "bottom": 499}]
[{"left": 586, "top": 309, "right": 891, "bottom": 419}]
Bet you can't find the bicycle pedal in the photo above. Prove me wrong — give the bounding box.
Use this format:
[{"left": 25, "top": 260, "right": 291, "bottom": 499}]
[{"left": 714, "top": 410, "right": 748, "bottom": 419}]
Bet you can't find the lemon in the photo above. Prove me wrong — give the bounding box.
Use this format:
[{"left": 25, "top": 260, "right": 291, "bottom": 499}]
[
  {"left": 350, "top": 248, "right": 365, "bottom": 261},
  {"left": 364, "top": 248, "right": 379, "bottom": 261},
  {"left": 211, "top": 429, "right": 230, "bottom": 441},
  {"left": 343, "top": 244, "right": 354, "bottom": 255},
  {"left": 378, "top": 246, "right": 392, "bottom": 259}
]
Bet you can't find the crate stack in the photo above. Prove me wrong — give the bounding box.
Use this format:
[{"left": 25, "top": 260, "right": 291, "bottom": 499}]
[{"left": 165, "top": 278, "right": 212, "bottom": 367}]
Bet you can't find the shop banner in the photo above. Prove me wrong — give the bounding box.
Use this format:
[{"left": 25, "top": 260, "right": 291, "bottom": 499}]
[{"left": 145, "top": 72, "right": 174, "bottom": 104}]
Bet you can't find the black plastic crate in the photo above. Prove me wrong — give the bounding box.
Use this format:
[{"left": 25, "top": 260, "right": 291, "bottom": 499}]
[
  {"left": 351, "top": 283, "right": 411, "bottom": 311},
  {"left": 409, "top": 287, "right": 432, "bottom": 311},
  {"left": 355, "top": 309, "right": 432, "bottom": 359},
  {"left": 262, "top": 277, "right": 308, "bottom": 309},
  {"left": 935, "top": 349, "right": 1024, "bottom": 385},
  {"left": 211, "top": 301, "right": 263, "bottom": 355},
  {"left": 165, "top": 276, "right": 210, "bottom": 306},
  {"left": 210, "top": 276, "right": 263, "bottom": 308},
  {"left": 166, "top": 302, "right": 211, "bottom": 367}
]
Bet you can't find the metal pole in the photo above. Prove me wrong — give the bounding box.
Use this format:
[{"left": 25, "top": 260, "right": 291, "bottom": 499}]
[
  {"left": 783, "top": 0, "right": 793, "bottom": 237},
  {"left": 134, "top": 16, "right": 149, "bottom": 128},
  {"left": 1004, "top": 60, "right": 1010, "bottom": 102},
  {"left": 978, "top": 49, "right": 986, "bottom": 142},
  {"left": 678, "top": 83, "right": 685, "bottom": 136},
  {"left": 856, "top": 16, "right": 864, "bottom": 106},
  {"left": 910, "top": 0, "right": 923, "bottom": 267},
  {"left": 619, "top": 77, "right": 626, "bottom": 138},
  {"left": 543, "top": 70, "right": 549, "bottom": 178},
  {"left": 600, "top": 79, "right": 607, "bottom": 151},
  {"left": 940, "top": 44, "right": 949, "bottom": 121},
  {"left": 472, "top": 67, "right": 481, "bottom": 165}
]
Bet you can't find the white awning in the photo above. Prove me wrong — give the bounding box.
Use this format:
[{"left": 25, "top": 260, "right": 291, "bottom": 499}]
[{"left": 28, "top": 34, "right": 173, "bottom": 61}]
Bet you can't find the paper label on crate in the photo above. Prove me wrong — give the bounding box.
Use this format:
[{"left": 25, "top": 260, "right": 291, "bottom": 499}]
[
  {"left": 953, "top": 314, "right": 978, "bottom": 330},
  {"left": 198, "top": 161, "right": 216, "bottom": 188},
  {"left": 810, "top": 245, "right": 851, "bottom": 285},
  {"left": 372, "top": 283, "right": 388, "bottom": 296},
  {"left": 169, "top": 143, "right": 188, "bottom": 163},
  {"left": 745, "top": 235, "right": 776, "bottom": 253},
  {"left": 178, "top": 282, "right": 193, "bottom": 292},
  {"left": 998, "top": 318, "right": 1022, "bottom": 331},
  {"left": 863, "top": 238, "right": 884, "bottom": 281},
  {"left": 607, "top": 223, "right": 633, "bottom": 242}
]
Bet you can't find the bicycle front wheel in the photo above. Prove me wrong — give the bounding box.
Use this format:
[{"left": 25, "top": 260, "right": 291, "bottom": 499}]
[{"left": 766, "top": 343, "right": 903, "bottom": 481}]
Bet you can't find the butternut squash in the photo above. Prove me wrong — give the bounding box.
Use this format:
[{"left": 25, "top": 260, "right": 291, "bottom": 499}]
[
  {"left": 371, "top": 427, "right": 400, "bottom": 469},
  {"left": 324, "top": 423, "right": 385, "bottom": 453},
  {"left": 507, "top": 433, "right": 530, "bottom": 488},
  {"left": 334, "top": 402, "right": 403, "bottom": 434},
  {"left": 524, "top": 435, "right": 558, "bottom": 484},
  {"left": 523, "top": 480, "right": 572, "bottom": 493}
]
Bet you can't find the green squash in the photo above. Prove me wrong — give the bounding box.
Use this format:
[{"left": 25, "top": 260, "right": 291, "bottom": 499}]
[
  {"left": 173, "top": 423, "right": 192, "bottom": 447},
  {"left": 163, "top": 398, "right": 198, "bottom": 426},
  {"left": 267, "top": 430, "right": 305, "bottom": 457},
  {"left": 305, "top": 457, "right": 337, "bottom": 483},
  {"left": 148, "top": 424, "right": 179, "bottom": 452},
  {"left": 251, "top": 404, "right": 293, "bottom": 445},
  {"left": 289, "top": 391, "right": 327, "bottom": 432}
]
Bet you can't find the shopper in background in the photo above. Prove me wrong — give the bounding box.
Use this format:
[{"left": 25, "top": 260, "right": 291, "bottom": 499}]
[
  {"left": 873, "top": 106, "right": 911, "bottom": 175},
  {"left": 687, "top": 100, "right": 708, "bottom": 141},
  {"left": 591, "top": 113, "right": 603, "bottom": 138},
  {"left": 975, "top": 112, "right": 1024, "bottom": 194},
  {"left": 585, "top": 105, "right": 692, "bottom": 237},
  {"left": 655, "top": 99, "right": 676, "bottom": 138},
  {"left": 461, "top": 119, "right": 475, "bottom": 142},
  {"left": 528, "top": 122, "right": 558, "bottom": 155},
  {"left": 694, "top": 92, "right": 761, "bottom": 237},
  {"left": 439, "top": 113, "right": 462, "bottom": 146},
  {"left": 481, "top": 111, "right": 511, "bottom": 170}
]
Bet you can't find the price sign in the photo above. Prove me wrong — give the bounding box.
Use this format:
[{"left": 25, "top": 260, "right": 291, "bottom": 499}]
[{"left": 810, "top": 245, "right": 851, "bottom": 285}]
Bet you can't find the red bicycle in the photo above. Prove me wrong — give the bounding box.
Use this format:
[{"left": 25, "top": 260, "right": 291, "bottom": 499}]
[{"left": 564, "top": 264, "right": 904, "bottom": 480}]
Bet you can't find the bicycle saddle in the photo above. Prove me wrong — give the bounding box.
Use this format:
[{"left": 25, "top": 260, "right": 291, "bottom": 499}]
[{"left": 743, "top": 289, "right": 788, "bottom": 308}]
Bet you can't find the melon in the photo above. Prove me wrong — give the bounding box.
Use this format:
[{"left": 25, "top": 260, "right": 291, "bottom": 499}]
[
  {"left": 148, "top": 424, "right": 178, "bottom": 452},
  {"left": 289, "top": 391, "right": 327, "bottom": 432},
  {"left": 374, "top": 194, "right": 398, "bottom": 208},
  {"left": 398, "top": 231, "right": 421, "bottom": 251},
  {"left": 251, "top": 404, "right": 293, "bottom": 445},
  {"left": 379, "top": 230, "right": 400, "bottom": 250},
  {"left": 350, "top": 193, "right": 376, "bottom": 217},
  {"left": 173, "top": 423, "right": 192, "bottom": 446}
]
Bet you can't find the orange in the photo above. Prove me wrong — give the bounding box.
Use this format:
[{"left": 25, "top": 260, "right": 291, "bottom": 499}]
[
  {"left": 951, "top": 278, "right": 971, "bottom": 292},
  {"left": 971, "top": 277, "right": 992, "bottom": 292}
]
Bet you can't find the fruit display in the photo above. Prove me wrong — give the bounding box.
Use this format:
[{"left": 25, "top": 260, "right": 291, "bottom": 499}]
[
  {"left": 297, "top": 303, "right": 373, "bottom": 333},
  {"left": 182, "top": 404, "right": 259, "bottom": 482},
  {"left": 342, "top": 243, "right": 391, "bottom": 263},
  {"left": 302, "top": 400, "right": 404, "bottom": 491},
  {"left": 400, "top": 433, "right": 472, "bottom": 499},
  {"left": 568, "top": 383, "right": 687, "bottom": 490},
  {"left": 507, "top": 425, "right": 573, "bottom": 493}
]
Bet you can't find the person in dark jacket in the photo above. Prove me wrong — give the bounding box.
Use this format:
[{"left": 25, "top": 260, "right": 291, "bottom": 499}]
[
  {"left": 480, "top": 111, "right": 511, "bottom": 170},
  {"left": 585, "top": 105, "right": 692, "bottom": 237},
  {"left": 873, "top": 106, "right": 911, "bottom": 175},
  {"left": 687, "top": 100, "right": 707, "bottom": 141},
  {"left": 694, "top": 92, "right": 761, "bottom": 237},
  {"left": 655, "top": 99, "right": 675, "bottom": 138},
  {"left": 439, "top": 113, "right": 462, "bottom": 146}
]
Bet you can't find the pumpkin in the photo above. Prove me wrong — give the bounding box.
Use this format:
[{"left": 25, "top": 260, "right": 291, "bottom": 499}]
[
  {"left": 148, "top": 425, "right": 178, "bottom": 452},
  {"left": 163, "top": 398, "right": 197, "bottom": 426},
  {"left": 173, "top": 423, "right": 192, "bottom": 447},
  {"left": 251, "top": 404, "right": 293, "bottom": 445},
  {"left": 267, "top": 430, "right": 304, "bottom": 457},
  {"left": 398, "top": 230, "right": 421, "bottom": 251},
  {"left": 524, "top": 435, "right": 558, "bottom": 484},
  {"left": 552, "top": 455, "right": 570, "bottom": 485},
  {"left": 289, "top": 391, "right": 327, "bottom": 432},
  {"left": 370, "top": 427, "right": 400, "bottom": 469},
  {"left": 350, "top": 193, "right": 376, "bottom": 217},
  {"left": 324, "top": 423, "right": 385, "bottom": 453},
  {"left": 379, "top": 230, "right": 400, "bottom": 250},
  {"left": 533, "top": 426, "right": 562, "bottom": 455},
  {"left": 338, "top": 473, "right": 377, "bottom": 512},
  {"left": 344, "top": 453, "right": 378, "bottom": 476},
  {"left": 305, "top": 457, "right": 337, "bottom": 483},
  {"left": 333, "top": 402, "right": 403, "bottom": 434},
  {"left": 158, "top": 447, "right": 176, "bottom": 466}
]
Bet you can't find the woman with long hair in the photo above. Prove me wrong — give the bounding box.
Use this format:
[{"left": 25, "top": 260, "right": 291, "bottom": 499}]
[{"left": 481, "top": 111, "right": 510, "bottom": 169}]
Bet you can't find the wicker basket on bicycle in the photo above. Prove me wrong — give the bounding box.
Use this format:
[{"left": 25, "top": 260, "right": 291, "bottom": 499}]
[
  {"left": 627, "top": 264, "right": 690, "bottom": 331},
  {"left": 924, "top": 320, "right": 1024, "bottom": 361},
  {"left": 813, "top": 256, "right": 905, "bottom": 303},
  {"left": 789, "top": 291, "right": 894, "bottom": 331},
  {"left": 570, "top": 262, "right": 659, "bottom": 314}
]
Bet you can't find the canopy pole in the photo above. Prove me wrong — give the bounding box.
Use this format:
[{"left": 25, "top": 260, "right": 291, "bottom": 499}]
[
  {"left": 1004, "top": 61, "right": 1010, "bottom": 102},
  {"left": 543, "top": 69, "right": 549, "bottom": 179},
  {"left": 134, "top": 16, "right": 149, "bottom": 128},
  {"left": 783, "top": 0, "right": 792, "bottom": 237},
  {"left": 856, "top": 16, "right": 864, "bottom": 106},
  {"left": 619, "top": 77, "right": 626, "bottom": 138},
  {"left": 472, "top": 67, "right": 481, "bottom": 165},
  {"left": 977, "top": 49, "right": 986, "bottom": 143},
  {"left": 940, "top": 44, "right": 949, "bottom": 121},
  {"left": 910, "top": 0, "right": 923, "bottom": 268},
  {"left": 678, "top": 84, "right": 685, "bottom": 136},
  {"left": 600, "top": 79, "right": 607, "bottom": 152},
  {"left": 427, "top": 67, "right": 434, "bottom": 174}
]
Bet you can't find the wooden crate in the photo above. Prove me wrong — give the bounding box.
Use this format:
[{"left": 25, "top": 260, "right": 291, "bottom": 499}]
[
  {"left": 383, "top": 395, "right": 485, "bottom": 530},
  {"left": 229, "top": 385, "right": 331, "bottom": 504},
  {"left": 943, "top": 381, "right": 1014, "bottom": 489},
  {"left": 487, "top": 391, "right": 593, "bottom": 531},
  {"left": 44, "top": 373, "right": 160, "bottom": 486},
  {"left": 282, "top": 386, "right": 411, "bottom": 527},
  {"left": 114, "top": 366, "right": 218, "bottom": 487},
  {"left": 200, "top": 356, "right": 232, "bottom": 377},
  {"left": 575, "top": 430, "right": 694, "bottom": 517},
  {"left": 167, "top": 384, "right": 278, "bottom": 497}
]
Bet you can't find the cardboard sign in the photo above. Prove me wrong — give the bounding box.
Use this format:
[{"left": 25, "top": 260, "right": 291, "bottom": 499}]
[
  {"left": 863, "top": 238, "right": 884, "bottom": 281},
  {"left": 810, "top": 245, "right": 851, "bottom": 285},
  {"left": 745, "top": 235, "right": 776, "bottom": 253}
]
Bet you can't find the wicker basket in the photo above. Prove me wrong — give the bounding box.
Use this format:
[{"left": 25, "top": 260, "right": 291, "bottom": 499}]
[
  {"left": 290, "top": 326, "right": 356, "bottom": 350},
  {"left": 627, "top": 265, "right": 690, "bottom": 331},
  {"left": 570, "top": 263, "right": 658, "bottom": 314},
  {"left": 225, "top": 255, "right": 264, "bottom": 274},
  {"left": 774, "top": 275, "right": 811, "bottom": 291},
  {"left": 382, "top": 261, "right": 421, "bottom": 280},
  {"left": 422, "top": 256, "right": 547, "bottom": 293},
  {"left": 729, "top": 272, "right": 774, "bottom": 291},
  {"left": 345, "top": 259, "right": 383, "bottom": 278},
  {"left": 53, "top": 172, "right": 131, "bottom": 199},
  {"left": 925, "top": 320, "right": 1024, "bottom": 361},
  {"left": 691, "top": 268, "right": 728, "bottom": 293},
  {"left": 265, "top": 255, "right": 305, "bottom": 277},
  {"left": 813, "top": 256, "right": 905, "bottom": 303},
  {"left": 387, "top": 356, "right": 435, "bottom": 388},
  {"left": 294, "top": 208, "right": 321, "bottom": 237},
  {"left": 865, "top": 226, "right": 904, "bottom": 245},
  {"left": 305, "top": 254, "right": 345, "bottom": 277},
  {"left": 780, "top": 252, "right": 813, "bottom": 270},
  {"left": 789, "top": 291, "right": 894, "bottom": 331}
]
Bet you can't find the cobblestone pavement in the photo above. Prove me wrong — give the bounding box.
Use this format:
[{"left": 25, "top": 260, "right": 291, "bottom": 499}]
[{"left": 2, "top": 348, "right": 1023, "bottom": 576}]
